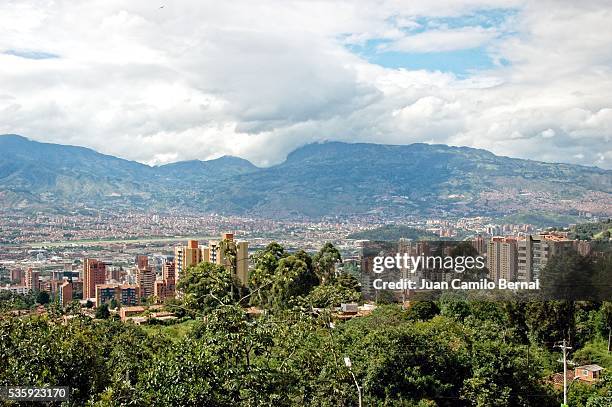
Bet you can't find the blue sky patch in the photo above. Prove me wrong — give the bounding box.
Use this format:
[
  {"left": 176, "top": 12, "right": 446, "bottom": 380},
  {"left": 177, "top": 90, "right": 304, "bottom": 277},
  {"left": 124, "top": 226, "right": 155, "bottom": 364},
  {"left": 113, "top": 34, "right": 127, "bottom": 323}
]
[
  {"left": 347, "top": 8, "right": 518, "bottom": 75},
  {"left": 4, "top": 49, "right": 60, "bottom": 60},
  {"left": 365, "top": 47, "right": 495, "bottom": 76}
]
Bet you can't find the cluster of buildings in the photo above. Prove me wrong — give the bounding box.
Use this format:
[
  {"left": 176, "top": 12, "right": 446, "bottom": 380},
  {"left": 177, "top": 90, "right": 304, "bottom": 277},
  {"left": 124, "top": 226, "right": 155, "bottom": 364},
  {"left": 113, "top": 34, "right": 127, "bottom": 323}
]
[
  {"left": 480, "top": 232, "right": 592, "bottom": 282},
  {"left": 0, "top": 209, "right": 371, "bottom": 248},
  {"left": 174, "top": 233, "right": 249, "bottom": 284},
  {"left": 1, "top": 233, "right": 249, "bottom": 310},
  {"left": 357, "top": 231, "right": 596, "bottom": 301}
]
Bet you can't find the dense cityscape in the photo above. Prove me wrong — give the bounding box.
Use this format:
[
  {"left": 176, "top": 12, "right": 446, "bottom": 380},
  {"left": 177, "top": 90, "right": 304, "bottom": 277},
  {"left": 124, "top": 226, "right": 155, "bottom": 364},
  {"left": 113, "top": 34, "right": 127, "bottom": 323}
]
[
  {"left": 2, "top": 0, "right": 612, "bottom": 405},
  {"left": 0, "top": 208, "right": 608, "bottom": 310},
  {"left": 1, "top": 209, "right": 611, "bottom": 405}
]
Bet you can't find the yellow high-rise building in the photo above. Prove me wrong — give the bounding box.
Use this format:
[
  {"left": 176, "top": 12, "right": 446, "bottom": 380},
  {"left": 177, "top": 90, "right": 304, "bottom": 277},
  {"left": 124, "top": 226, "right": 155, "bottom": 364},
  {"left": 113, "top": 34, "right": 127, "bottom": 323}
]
[
  {"left": 174, "top": 235, "right": 249, "bottom": 285},
  {"left": 174, "top": 240, "right": 207, "bottom": 280},
  {"left": 209, "top": 233, "right": 250, "bottom": 285}
]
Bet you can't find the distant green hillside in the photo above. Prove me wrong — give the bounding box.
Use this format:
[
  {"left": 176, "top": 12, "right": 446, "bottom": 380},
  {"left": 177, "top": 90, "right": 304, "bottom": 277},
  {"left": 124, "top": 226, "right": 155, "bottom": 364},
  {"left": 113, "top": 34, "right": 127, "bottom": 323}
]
[
  {"left": 347, "top": 225, "right": 439, "bottom": 241},
  {"left": 2, "top": 135, "right": 611, "bottom": 218},
  {"left": 570, "top": 219, "right": 612, "bottom": 240}
]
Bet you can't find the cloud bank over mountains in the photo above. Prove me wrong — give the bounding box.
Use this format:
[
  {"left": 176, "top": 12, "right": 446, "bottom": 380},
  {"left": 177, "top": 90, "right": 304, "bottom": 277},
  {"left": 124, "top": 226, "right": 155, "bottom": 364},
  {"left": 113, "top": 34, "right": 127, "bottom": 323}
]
[{"left": 0, "top": 0, "right": 610, "bottom": 168}]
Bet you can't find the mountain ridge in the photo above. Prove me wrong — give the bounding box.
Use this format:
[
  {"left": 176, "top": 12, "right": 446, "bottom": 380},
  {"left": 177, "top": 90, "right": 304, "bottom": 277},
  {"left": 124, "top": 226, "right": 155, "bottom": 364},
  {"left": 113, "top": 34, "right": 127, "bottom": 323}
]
[
  {"left": 4, "top": 134, "right": 609, "bottom": 172},
  {"left": 1, "top": 134, "right": 610, "bottom": 218}
]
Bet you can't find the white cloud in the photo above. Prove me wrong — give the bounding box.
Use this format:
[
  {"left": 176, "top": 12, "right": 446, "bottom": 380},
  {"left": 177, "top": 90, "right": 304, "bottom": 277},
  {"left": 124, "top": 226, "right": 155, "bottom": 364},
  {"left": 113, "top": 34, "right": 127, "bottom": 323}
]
[
  {"left": 540, "top": 128, "right": 555, "bottom": 138},
  {"left": 0, "top": 0, "right": 610, "bottom": 169}
]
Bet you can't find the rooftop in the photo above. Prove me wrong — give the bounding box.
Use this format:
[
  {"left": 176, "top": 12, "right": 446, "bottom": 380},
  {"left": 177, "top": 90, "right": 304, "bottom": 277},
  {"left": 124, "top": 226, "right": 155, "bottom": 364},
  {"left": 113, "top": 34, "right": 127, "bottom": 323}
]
[{"left": 576, "top": 364, "right": 604, "bottom": 372}]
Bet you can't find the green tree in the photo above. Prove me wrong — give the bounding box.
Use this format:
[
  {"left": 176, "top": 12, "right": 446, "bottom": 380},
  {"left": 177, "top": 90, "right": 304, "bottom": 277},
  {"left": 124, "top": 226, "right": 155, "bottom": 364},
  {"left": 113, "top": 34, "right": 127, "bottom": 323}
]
[
  {"left": 109, "top": 297, "right": 120, "bottom": 310},
  {"left": 250, "top": 242, "right": 287, "bottom": 307},
  {"left": 336, "top": 272, "right": 360, "bottom": 292},
  {"left": 136, "top": 305, "right": 281, "bottom": 406},
  {"left": 375, "top": 289, "right": 396, "bottom": 305},
  {"left": 593, "top": 255, "right": 612, "bottom": 300},
  {"left": 0, "top": 291, "right": 36, "bottom": 312},
  {"left": 438, "top": 295, "right": 471, "bottom": 321},
  {"left": 540, "top": 251, "right": 601, "bottom": 301},
  {"left": 460, "top": 339, "right": 556, "bottom": 407},
  {"left": 294, "top": 249, "right": 315, "bottom": 277},
  {"left": 302, "top": 284, "right": 360, "bottom": 308},
  {"left": 313, "top": 242, "right": 342, "bottom": 285},
  {"left": 406, "top": 301, "right": 440, "bottom": 321},
  {"left": 602, "top": 302, "right": 612, "bottom": 338},
  {"left": 36, "top": 290, "right": 50, "bottom": 305},
  {"left": 270, "top": 255, "right": 318, "bottom": 308},
  {"left": 95, "top": 303, "right": 111, "bottom": 319},
  {"left": 525, "top": 301, "right": 576, "bottom": 346},
  {"left": 177, "top": 261, "right": 240, "bottom": 313}
]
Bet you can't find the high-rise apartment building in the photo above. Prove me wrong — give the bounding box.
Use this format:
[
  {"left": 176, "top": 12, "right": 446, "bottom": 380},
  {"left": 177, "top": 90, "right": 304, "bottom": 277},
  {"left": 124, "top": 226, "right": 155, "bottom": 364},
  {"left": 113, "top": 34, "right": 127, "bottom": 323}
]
[
  {"left": 575, "top": 240, "right": 592, "bottom": 257},
  {"left": 517, "top": 234, "right": 576, "bottom": 282},
  {"left": 25, "top": 268, "right": 40, "bottom": 291},
  {"left": 83, "top": 258, "right": 107, "bottom": 300},
  {"left": 59, "top": 281, "right": 72, "bottom": 307},
  {"left": 471, "top": 235, "right": 488, "bottom": 255},
  {"left": 209, "top": 233, "right": 249, "bottom": 285},
  {"left": 106, "top": 266, "right": 122, "bottom": 283},
  {"left": 174, "top": 235, "right": 250, "bottom": 287},
  {"left": 162, "top": 256, "right": 176, "bottom": 281},
  {"left": 154, "top": 279, "right": 174, "bottom": 302},
  {"left": 136, "top": 255, "right": 149, "bottom": 270},
  {"left": 135, "top": 255, "right": 155, "bottom": 299},
  {"left": 10, "top": 268, "right": 24, "bottom": 285},
  {"left": 487, "top": 237, "right": 518, "bottom": 281},
  {"left": 174, "top": 240, "right": 207, "bottom": 280},
  {"left": 154, "top": 256, "right": 176, "bottom": 303}
]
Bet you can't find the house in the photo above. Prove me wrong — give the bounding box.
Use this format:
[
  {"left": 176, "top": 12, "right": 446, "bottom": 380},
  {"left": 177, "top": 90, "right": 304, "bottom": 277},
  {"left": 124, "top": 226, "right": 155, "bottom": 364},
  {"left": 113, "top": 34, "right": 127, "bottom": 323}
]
[
  {"left": 549, "top": 364, "right": 605, "bottom": 388},
  {"left": 341, "top": 303, "right": 358, "bottom": 313},
  {"left": 574, "top": 365, "right": 604, "bottom": 382},
  {"left": 119, "top": 305, "right": 165, "bottom": 321},
  {"left": 119, "top": 306, "right": 146, "bottom": 320}
]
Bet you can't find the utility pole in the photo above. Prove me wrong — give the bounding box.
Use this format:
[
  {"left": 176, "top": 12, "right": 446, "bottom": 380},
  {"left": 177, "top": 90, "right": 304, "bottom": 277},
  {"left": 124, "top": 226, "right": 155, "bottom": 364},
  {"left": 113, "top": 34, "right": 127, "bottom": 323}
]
[
  {"left": 555, "top": 339, "right": 572, "bottom": 407},
  {"left": 608, "top": 326, "right": 611, "bottom": 353}
]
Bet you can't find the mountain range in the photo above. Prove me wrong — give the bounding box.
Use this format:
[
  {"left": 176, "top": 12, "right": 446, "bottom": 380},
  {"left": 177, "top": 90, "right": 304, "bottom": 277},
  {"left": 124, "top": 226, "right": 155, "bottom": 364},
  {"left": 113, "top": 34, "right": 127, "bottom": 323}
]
[{"left": 1, "top": 134, "right": 610, "bottom": 219}]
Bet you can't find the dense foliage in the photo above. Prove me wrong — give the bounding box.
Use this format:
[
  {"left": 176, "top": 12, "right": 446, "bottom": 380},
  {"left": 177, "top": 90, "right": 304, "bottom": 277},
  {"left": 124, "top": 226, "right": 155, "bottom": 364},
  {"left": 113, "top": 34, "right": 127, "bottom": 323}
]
[
  {"left": 3, "top": 300, "right": 611, "bottom": 406},
  {"left": 540, "top": 252, "right": 612, "bottom": 301},
  {"left": 1, "top": 242, "right": 611, "bottom": 406},
  {"left": 570, "top": 219, "right": 612, "bottom": 241}
]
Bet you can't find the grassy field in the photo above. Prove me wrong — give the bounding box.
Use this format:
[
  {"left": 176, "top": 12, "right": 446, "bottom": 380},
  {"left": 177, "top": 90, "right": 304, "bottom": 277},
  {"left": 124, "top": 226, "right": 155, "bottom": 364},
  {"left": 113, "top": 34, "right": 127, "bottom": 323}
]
[
  {"left": 140, "top": 319, "right": 199, "bottom": 341},
  {"left": 593, "top": 228, "right": 612, "bottom": 239}
]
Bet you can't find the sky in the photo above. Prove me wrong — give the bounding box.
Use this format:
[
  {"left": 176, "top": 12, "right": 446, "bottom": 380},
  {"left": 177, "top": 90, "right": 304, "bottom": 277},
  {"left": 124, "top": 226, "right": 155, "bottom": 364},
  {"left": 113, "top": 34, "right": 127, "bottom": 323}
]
[{"left": 0, "top": 0, "right": 611, "bottom": 169}]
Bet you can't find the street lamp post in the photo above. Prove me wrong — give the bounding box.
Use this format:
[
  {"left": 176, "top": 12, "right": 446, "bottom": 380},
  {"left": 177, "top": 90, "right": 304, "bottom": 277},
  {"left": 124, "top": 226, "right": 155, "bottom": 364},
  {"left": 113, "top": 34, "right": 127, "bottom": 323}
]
[
  {"left": 555, "top": 339, "right": 573, "bottom": 407},
  {"left": 344, "top": 356, "right": 362, "bottom": 407}
]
